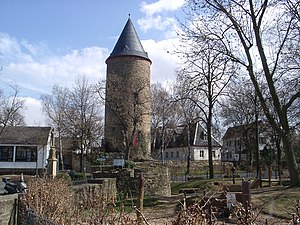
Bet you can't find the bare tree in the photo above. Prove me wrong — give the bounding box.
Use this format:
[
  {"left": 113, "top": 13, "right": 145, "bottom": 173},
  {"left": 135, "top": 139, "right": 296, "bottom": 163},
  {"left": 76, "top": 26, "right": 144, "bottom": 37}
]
[
  {"left": 41, "top": 85, "right": 69, "bottom": 170},
  {"left": 220, "top": 77, "right": 259, "bottom": 127},
  {"left": 65, "top": 76, "right": 104, "bottom": 173},
  {"left": 174, "top": 81, "right": 200, "bottom": 178},
  {"left": 41, "top": 77, "right": 104, "bottom": 173},
  {"left": 151, "top": 83, "right": 182, "bottom": 162},
  {"left": 175, "top": 39, "right": 236, "bottom": 178},
  {"left": 0, "top": 85, "right": 25, "bottom": 133},
  {"left": 220, "top": 77, "right": 263, "bottom": 170},
  {"left": 183, "top": 0, "right": 300, "bottom": 185}
]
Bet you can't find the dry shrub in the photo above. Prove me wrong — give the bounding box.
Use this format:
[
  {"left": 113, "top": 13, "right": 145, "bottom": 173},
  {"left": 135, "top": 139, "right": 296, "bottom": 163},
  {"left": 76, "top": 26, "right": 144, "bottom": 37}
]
[
  {"left": 230, "top": 202, "right": 261, "bottom": 225},
  {"left": 290, "top": 200, "right": 300, "bottom": 224},
  {"left": 23, "top": 177, "right": 140, "bottom": 225},
  {"left": 171, "top": 193, "right": 226, "bottom": 225},
  {"left": 24, "top": 177, "right": 74, "bottom": 224}
]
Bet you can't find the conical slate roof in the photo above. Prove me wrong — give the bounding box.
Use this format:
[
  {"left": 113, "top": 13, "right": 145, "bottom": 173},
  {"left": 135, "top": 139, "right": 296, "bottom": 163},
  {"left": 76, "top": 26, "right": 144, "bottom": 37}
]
[{"left": 106, "top": 18, "right": 151, "bottom": 62}]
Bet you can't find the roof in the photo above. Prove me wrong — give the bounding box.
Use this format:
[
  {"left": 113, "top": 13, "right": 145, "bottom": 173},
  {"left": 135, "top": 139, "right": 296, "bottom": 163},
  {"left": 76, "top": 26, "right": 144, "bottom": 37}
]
[
  {"left": 192, "top": 122, "right": 222, "bottom": 147},
  {"left": 0, "top": 126, "right": 52, "bottom": 145},
  {"left": 222, "top": 121, "right": 268, "bottom": 140},
  {"left": 156, "top": 121, "right": 221, "bottom": 149},
  {"left": 106, "top": 18, "right": 151, "bottom": 63}
]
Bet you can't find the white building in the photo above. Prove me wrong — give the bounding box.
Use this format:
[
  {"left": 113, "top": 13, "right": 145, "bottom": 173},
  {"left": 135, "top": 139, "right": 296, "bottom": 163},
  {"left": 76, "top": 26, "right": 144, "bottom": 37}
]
[
  {"left": 0, "top": 126, "right": 53, "bottom": 175},
  {"left": 153, "top": 122, "right": 222, "bottom": 161},
  {"left": 221, "top": 122, "right": 274, "bottom": 163}
]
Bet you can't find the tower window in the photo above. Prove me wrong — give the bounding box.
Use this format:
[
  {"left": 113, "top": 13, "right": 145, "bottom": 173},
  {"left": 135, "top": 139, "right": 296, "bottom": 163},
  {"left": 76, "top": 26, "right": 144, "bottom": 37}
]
[{"left": 123, "top": 45, "right": 129, "bottom": 51}]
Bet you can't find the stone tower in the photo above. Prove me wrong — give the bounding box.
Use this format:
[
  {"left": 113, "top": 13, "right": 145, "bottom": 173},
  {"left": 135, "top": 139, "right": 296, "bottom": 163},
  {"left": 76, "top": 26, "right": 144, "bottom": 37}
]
[{"left": 105, "top": 17, "right": 151, "bottom": 160}]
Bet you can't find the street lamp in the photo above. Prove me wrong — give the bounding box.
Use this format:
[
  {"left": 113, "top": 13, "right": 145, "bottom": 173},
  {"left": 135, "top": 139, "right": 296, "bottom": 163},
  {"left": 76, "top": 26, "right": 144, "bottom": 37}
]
[{"left": 231, "top": 159, "right": 237, "bottom": 184}]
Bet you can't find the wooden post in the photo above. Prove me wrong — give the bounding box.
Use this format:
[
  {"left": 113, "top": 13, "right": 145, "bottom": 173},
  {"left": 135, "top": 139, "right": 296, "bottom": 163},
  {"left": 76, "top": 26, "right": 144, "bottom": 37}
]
[
  {"left": 242, "top": 180, "right": 251, "bottom": 205},
  {"left": 136, "top": 173, "right": 145, "bottom": 224},
  {"left": 268, "top": 166, "right": 272, "bottom": 187}
]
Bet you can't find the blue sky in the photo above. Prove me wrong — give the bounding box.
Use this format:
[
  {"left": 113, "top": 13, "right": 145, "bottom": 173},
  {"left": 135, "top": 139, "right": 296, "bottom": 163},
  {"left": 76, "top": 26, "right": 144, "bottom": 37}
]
[{"left": 0, "top": 0, "right": 184, "bottom": 125}]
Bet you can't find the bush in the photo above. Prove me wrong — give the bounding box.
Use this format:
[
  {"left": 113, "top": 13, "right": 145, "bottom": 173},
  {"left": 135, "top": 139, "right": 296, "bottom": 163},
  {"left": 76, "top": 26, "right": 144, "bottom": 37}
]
[
  {"left": 55, "top": 172, "right": 72, "bottom": 183},
  {"left": 125, "top": 160, "right": 135, "bottom": 169},
  {"left": 23, "top": 177, "right": 74, "bottom": 224},
  {"left": 72, "top": 172, "right": 86, "bottom": 181},
  {"left": 22, "top": 177, "right": 140, "bottom": 224}
]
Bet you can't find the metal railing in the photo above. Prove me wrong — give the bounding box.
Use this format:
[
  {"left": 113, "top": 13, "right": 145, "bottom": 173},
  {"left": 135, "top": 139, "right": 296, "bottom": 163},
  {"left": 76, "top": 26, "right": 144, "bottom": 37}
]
[{"left": 26, "top": 209, "right": 58, "bottom": 225}]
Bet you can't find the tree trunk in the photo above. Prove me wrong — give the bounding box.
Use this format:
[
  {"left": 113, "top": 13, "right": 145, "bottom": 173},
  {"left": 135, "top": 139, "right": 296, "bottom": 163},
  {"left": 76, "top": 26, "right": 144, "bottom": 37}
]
[
  {"left": 282, "top": 134, "right": 300, "bottom": 186},
  {"left": 207, "top": 108, "right": 214, "bottom": 179},
  {"left": 136, "top": 173, "right": 144, "bottom": 224}
]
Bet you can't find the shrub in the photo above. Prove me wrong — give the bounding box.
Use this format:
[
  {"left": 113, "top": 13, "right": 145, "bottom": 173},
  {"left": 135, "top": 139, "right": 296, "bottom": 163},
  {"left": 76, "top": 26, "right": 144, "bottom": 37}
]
[
  {"left": 125, "top": 160, "right": 135, "bottom": 169},
  {"left": 72, "top": 172, "right": 86, "bottom": 181},
  {"left": 55, "top": 172, "right": 72, "bottom": 183},
  {"left": 22, "top": 177, "right": 141, "bottom": 224},
  {"left": 23, "top": 177, "right": 74, "bottom": 224}
]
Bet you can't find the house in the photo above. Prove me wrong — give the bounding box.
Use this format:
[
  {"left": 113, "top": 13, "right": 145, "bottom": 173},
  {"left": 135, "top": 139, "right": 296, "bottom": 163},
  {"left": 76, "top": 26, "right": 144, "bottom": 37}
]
[
  {"left": 153, "top": 122, "right": 222, "bottom": 161},
  {"left": 55, "top": 136, "right": 100, "bottom": 172},
  {"left": 221, "top": 122, "right": 274, "bottom": 164},
  {"left": 0, "top": 126, "right": 53, "bottom": 175}
]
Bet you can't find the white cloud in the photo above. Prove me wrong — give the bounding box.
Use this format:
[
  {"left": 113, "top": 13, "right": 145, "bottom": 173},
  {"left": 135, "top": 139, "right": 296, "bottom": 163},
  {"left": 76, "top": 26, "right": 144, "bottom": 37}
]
[
  {"left": 20, "top": 97, "right": 46, "bottom": 126},
  {"left": 140, "top": 0, "right": 185, "bottom": 15},
  {"left": 0, "top": 33, "right": 34, "bottom": 63},
  {"left": 0, "top": 33, "right": 110, "bottom": 125},
  {"left": 0, "top": 33, "right": 109, "bottom": 97},
  {"left": 138, "top": 16, "right": 176, "bottom": 32},
  {"left": 138, "top": 0, "right": 185, "bottom": 33},
  {"left": 0, "top": 31, "right": 181, "bottom": 126},
  {"left": 142, "top": 38, "right": 180, "bottom": 84}
]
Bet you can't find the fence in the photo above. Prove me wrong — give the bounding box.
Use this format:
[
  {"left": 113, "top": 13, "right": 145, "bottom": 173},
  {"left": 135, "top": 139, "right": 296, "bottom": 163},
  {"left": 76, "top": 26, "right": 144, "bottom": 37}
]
[{"left": 26, "top": 209, "right": 58, "bottom": 225}]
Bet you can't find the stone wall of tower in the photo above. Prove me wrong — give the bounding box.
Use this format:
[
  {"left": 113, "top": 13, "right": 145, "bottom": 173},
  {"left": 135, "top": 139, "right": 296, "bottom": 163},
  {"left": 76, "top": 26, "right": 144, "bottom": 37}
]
[{"left": 105, "top": 56, "right": 151, "bottom": 160}]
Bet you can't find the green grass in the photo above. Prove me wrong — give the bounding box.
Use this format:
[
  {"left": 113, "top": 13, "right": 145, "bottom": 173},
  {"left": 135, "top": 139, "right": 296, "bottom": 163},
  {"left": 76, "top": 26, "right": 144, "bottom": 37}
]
[
  {"left": 114, "top": 194, "right": 161, "bottom": 213},
  {"left": 252, "top": 186, "right": 300, "bottom": 219},
  {"left": 171, "top": 179, "right": 210, "bottom": 195}
]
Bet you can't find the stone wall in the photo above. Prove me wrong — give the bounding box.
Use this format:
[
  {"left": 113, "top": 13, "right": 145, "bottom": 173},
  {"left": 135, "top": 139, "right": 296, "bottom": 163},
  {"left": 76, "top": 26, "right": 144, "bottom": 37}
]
[
  {"left": 72, "top": 178, "right": 117, "bottom": 204},
  {"left": 134, "top": 161, "right": 171, "bottom": 196},
  {"left": 93, "top": 161, "right": 171, "bottom": 197},
  {"left": 165, "top": 160, "right": 225, "bottom": 176},
  {"left": 0, "top": 193, "right": 18, "bottom": 224}
]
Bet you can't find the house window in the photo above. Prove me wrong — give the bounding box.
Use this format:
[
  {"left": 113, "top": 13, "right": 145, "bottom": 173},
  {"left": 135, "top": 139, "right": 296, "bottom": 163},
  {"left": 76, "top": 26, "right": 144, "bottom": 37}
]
[
  {"left": 200, "top": 150, "right": 204, "bottom": 157},
  {"left": 259, "top": 137, "right": 266, "bottom": 144},
  {"left": 165, "top": 152, "right": 168, "bottom": 159},
  {"left": 176, "top": 151, "right": 179, "bottom": 158},
  {"left": 15, "top": 146, "right": 37, "bottom": 162},
  {"left": 200, "top": 132, "right": 207, "bottom": 140},
  {"left": 0, "top": 146, "right": 14, "bottom": 161},
  {"left": 212, "top": 151, "right": 216, "bottom": 158},
  {"left": 227, "top": 140, "right": 232, "bottom": 147},
  {"left": 171, "top": 152, "right": 174, "bottom": 158}
]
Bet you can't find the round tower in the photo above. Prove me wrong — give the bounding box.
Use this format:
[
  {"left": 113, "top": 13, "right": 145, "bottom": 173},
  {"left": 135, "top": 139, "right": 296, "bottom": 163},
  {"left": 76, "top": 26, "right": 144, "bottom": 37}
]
[{"left": 105, "top": 18, "right": 151, "bottom": 160}]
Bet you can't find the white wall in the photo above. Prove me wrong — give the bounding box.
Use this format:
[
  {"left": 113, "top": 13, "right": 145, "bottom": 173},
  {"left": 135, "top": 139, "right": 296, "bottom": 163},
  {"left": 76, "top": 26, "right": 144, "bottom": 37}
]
[
  {"left": 161, "top": 146, "right": 221, "bottom": 161},
  {"left": 0, "top": 144, "right": 50, "bottom": 170}
]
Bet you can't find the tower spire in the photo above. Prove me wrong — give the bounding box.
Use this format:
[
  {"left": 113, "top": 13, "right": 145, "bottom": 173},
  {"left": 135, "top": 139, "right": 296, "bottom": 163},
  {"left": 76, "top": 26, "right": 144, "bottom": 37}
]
[{"left": 106, "top": 18, "right": 151, "bottom": 63}]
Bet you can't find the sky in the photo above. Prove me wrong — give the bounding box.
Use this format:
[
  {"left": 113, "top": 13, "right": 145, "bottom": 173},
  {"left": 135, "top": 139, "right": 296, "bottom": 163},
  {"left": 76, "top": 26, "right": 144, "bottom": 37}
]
[{"left": 0, "top": 0, "right": 185, "bottom": 126}]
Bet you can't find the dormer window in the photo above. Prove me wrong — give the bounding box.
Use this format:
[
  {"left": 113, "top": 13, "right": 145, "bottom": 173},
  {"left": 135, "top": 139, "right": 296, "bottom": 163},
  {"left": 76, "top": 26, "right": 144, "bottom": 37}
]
[
  {"left": 123, "top": 45, "right": 130, "bottom": 51},
  {"left": 200, "top": 131, "right": 207, "bottom": 140}
]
